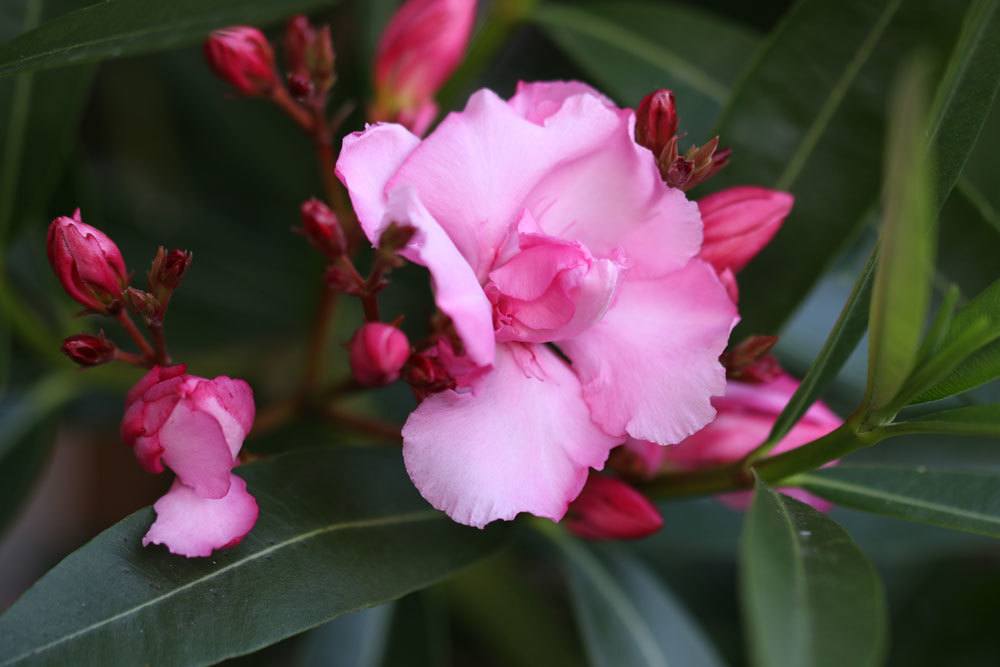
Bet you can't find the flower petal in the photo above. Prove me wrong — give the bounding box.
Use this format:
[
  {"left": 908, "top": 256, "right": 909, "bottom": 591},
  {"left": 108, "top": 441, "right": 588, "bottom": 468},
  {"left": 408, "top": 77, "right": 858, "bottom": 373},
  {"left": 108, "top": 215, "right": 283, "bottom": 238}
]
[
  {"left": 143, "top": 474, "right": 259, "bottom": 558},
  {"left": 402, "top": 342, "right": 618, "bottom": 528},
  {"left": 560, "top": 260, "right": 737, "bottom": 444},
  {"left": 159, "top": 398, "right": 237, "bottom": 499},
  {"left": 507, "top": 80, "right": 616, "bottom": 123},
  {"left": 387, "top": 88, "right": 622, "bottom": 276}
]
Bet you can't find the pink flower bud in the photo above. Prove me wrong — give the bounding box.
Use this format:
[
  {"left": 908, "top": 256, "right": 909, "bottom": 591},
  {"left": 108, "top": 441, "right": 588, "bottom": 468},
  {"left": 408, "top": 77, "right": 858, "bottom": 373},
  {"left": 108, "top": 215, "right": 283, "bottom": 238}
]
[
  {"left": 300, "top": 198, "right": 345, "bottom": 258},
  {"left": 61, "top": 333, "right": 115, "bottom": 367},
  {"left": 149, "top": 247, "right": 192, "bottom": 296},
  {"left": 283, "top": 16, "right": 335, "bottom": 96},
  {"left": 46, "top": 210, "right": 128, "bottom": 313},
  {"left": 635, "top": 89, "right": 678, "bottom": 159},
  {"left": 204, "top": 27, "right": 279, "bottom": 96},
  {"left": 565, "top": 472, "right": 663, "bottom": 541},
  {"left": 349, "top": 323, "right": 411, "bottom": 386},
  {"left": 122, "top": 365, "right": 258, "bottom": 557},
  {"left": 370, "top": 0, "right": 476, "bottom": 133},
  {"left": 698, "top": 186, "right": 793, "bottom": 273}
]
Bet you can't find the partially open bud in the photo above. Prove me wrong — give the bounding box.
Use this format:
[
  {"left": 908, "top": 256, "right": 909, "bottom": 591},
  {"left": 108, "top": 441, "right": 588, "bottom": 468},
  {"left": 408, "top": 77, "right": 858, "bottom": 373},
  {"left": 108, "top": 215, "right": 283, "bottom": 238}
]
[
  {"left": 149, "top": 247, "right": 192, "bottom": 298},
  {"left": 283, "top": 16, "right": 335, "bottom": 97},
  {"left": 659, "top": 136, "right": 732, "bottom": 191},
  {"left": 565, "top": 472, "right": 663, "bottom": 541},
  {"left": 349, "top": 323, "right": 411, "bottom": 386},
  {"left": 62, "top": 333, "right": 116, "bottom": 367},
  {"left": 698, "top": 186, "right": 794, "bottom": 273},
  {"left": 635, "top": 89, "right": 678, "bottom": 159},
  {"left": 370, "top": 0, "right": 476, "bottom": 134},
  {"left": 204, "top": 27, "right": 279, "bottom": 96},
  {"left": 123, "top": 287, "right": 161, "bottom": 324},
  {"left": 46, "top": 210, "right": 128, "bottom": 314},
  {"left": 300, "top": 198, "right": 345, "bottom": 258}
]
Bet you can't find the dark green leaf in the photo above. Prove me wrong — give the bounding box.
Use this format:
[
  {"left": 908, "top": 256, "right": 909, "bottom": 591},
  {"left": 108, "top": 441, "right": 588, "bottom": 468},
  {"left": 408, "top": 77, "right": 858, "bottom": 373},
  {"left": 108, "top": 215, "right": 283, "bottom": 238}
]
[
  {"left": 763, "top": 250, "right": 875, "bottom": 448},
  {"left": 795, "top": 465, "right": 1000, "bottom": 538},
  {"left": 938, "top": 178, "right": 1000, "bottom": 298},
  {"left": 888, "top": 404, "right": 1000, "bottom": 437},
  {"left": 0, "top": 0, "right": 343, "bottom": 79},
  {"left": 741, "top": 479, "right": 886, "bottom": 667},
  {"left": 292, "top": 605, "right": 394, "bottom": 667},
  {"left": 0, "top": 447, "right": 506, "bottom": 666},
  {"left": 547, "top": 526, "right": 725, "bottom": 667},
  {"left": 532, "top": 1, "right": 759, "bottom": 139},
  {"left": 865, "top": 58, "right": 935, "bottom": 411}
]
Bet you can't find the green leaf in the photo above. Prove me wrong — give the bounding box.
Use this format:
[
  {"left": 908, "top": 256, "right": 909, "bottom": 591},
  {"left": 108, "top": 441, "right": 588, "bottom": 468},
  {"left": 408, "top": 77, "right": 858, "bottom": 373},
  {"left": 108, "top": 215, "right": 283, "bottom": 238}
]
[
  {"left": 761, "top": 250, "right": 876, "bottom": 450},
  {"left": 888, "top": 404, "right": 1000, "bottom": 437},
  {"left": 741, "top": 479, "right": 886, "bottom": 667},
  {"left": 938, "top": 177, "right": 1000, "bottom": 298},
  {"left": 532, "top": 1, "right": 759, "bottom": 139},
  {"left": 0, "top": 0, "right": 343, "bottom": 79},
  {"left": 546, "top": 525, "right": 725, "bottom": 667},
  {"left": 795, "top": 465, "right": 1000, "bottom": 538},
  {"left": 865, "top": 58, "right": 936, "bottom": 412},
  {"left": 721, "top": 0, "right": 998, "bottom": 336},
  {"left": 292, "top": 605, "right": 394, "bottom": 667},
  {"left": 0, "top": 447, "right": 506, "bottom": 666}
]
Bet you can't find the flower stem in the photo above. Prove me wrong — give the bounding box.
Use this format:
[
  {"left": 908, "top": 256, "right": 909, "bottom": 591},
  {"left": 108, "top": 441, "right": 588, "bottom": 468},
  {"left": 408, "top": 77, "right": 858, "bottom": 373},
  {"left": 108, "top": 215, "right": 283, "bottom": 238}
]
[
  {"left": 115, "top": 310, "right": 156, "bottom": 363},
  {"left": 148, "top": 321, "right": 170, "bottom": 365}
]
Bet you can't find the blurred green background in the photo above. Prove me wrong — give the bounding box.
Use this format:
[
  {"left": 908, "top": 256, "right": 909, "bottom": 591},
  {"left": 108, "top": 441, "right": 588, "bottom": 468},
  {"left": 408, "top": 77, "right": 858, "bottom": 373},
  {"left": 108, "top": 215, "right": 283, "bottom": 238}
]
[{"left": 1, "top": 0, "right": 999, "bottom": 665}]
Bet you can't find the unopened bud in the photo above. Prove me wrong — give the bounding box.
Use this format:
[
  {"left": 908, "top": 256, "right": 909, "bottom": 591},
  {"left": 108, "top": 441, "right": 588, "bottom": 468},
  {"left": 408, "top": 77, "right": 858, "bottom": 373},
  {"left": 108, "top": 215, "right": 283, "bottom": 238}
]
[
  {"left": 698, "top": 186, "right": 793, "bottom": 273},
  {"left": 349, "top": 323, "right": 411, "bottom": 386},
  {"left": 635, "top": 89, "right": 678, "bottom": 159},
  {"left": 325, "top": 263, "right": 363, "bottom": 295},
  {"left": 565, "top": 472, "right": 663, "bottom": 541},
  {"left": 123, "top": 287, "right": 161, "bottom": 323},
  {"left": 283, "top": 16, "right": 335, "bottom": 97},
  {"left": 204, "top": 27, "right": 279, "bottom": 96},
  {"left": 722, "top": 335, "right": 782, "bottom": 383},
  {"left": 377, "top": 222, "right": 416, "bottom": 257},
  {"left": 300, "top": 198, "right": 345, "bottom": 258},
  {"left": 287, "top": 72, "right": 313, "bottom": 99},
  {"left": 46, "top": 210, "right": 128, "bottom": 314},
  {"left": 149, "top": 247, "right": 192, "bottom": 296},
  {"left": 62, "top": 333, "right": 115, "bottom": 367}
]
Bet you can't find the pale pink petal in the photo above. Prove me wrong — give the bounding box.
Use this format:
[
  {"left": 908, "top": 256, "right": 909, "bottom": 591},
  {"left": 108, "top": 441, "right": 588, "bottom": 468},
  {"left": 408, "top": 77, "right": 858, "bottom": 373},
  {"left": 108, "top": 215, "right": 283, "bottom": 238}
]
[
  {"left": 159, "top": 399, "right": 236, "bottom": 499},
  {"left": 387, "top": 88, "right": 622, "bottom": 276},
  {"left": 384, "top": 187, "right": 495, "bottom": 366},
  {"left": 402, "top": 343, "right": 619, "bottom": 528},
  {"left": 560, "top": 260, "right": 737, "bottom": 444},
  {"left": 507, "top": 80, "right": 616, "bottom": 123},
  {"left": 143, "top": 474, "right": 259, "bottom": 558},
  {"left": 336, "top": 122, "right": 422, "bottom": 240},
  {"left": 188, "top": 377, "right": 255, "bottom": 459},
  {"left": 523, "top": 113, "right": 701, "bottom": 278}
]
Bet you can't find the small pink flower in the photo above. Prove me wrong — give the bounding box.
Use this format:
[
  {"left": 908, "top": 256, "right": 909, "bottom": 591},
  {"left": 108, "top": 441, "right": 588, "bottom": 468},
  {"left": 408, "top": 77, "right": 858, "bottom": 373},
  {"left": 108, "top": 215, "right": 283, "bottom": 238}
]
[
  {"left": 338, "top": 81, "right": 738, "bottom": 528},
  {"left": 349, "top": 323, "right": 411, "bottom": 386},
  {"left": 204, "top": 27, "right": 279, "bottom": 96},
  {"left": 46, "top": 210, "right": 128, "bottom": 314},
  {"left": 624, "top": 373, "right": 842, "bottom": 511},
  {"left": 565, "top": 472, "right": 663, "bottom": 540},
  {"left": 370, "top": 0, "right": 476, "bottom": 134},
  {"left": 122, "top": 365, "right": 258, "bottom": 557},
  {"left": 698, "top": 186, "right": 793, "bottom": 274}
]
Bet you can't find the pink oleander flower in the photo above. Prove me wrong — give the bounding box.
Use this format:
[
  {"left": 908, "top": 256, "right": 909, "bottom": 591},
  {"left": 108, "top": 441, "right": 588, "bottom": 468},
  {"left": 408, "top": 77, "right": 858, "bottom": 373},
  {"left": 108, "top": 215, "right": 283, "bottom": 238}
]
[
  {"left": 565, "top": 472, "right": 663, "bottom": 540},
  {"left": 46, "top": 210, "right": 128, "bottom": 314},
  {"left": 698, "top": 186, "right": 794, "bottom": 275},
  {"left": 337, "top": 81, "right": 738, "bottom": 528},
  {"left": 624, "top": 373, "right": 842, "bottom": 511},
  {"left": 121, "top": 365, "right": 258, "bottom": 557},
  {"left": 349, "top": 323, "right": 411, "bottom": 386},
  {"left": 370, "top": 0, "right": 476, "bottom": 135},
  {"left": 204, "top": 27, "right": 279, "bottom": 96}
]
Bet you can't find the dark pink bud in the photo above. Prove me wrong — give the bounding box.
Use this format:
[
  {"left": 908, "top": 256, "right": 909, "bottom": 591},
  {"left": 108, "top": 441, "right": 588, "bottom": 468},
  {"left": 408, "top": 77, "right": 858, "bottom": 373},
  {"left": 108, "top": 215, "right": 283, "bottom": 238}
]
[
  {"left": 149, "top": 247, "right": 192, "bottom": 294},
  {"left": 123, "top": 287, "right": 160, "bottom": 323},
  {"left": 565, "top": 472, "right": 663, "bottom": 541},
  {"left": 300, "top": 198, "right": 345, "bottom": 258},
  {"left": 204, "top": 27, "right": 279, "bottom": 96},
  {"left": 61, "top": 333, "right": 115, "bottom": 367},
  {"left": 722, "top": 335, "right": 783, "bottom": 383},
  {"left": 283, "top": 15, "right": 313, "bottom": 73},
  {"left": 371, "top": 0, "right": 475, "bottom": 133},
  {"left": 349, "top": 323, "right": 411, "bottom": 386},
  {"left": 698, "top": 186, "right": 794, "bottom": 273},
  {"left": 635, "top": 89, "right": 678, "bottom": 158},
  {"left": 283, "top": 16, "right": 335, "bottom": 95},
  {"left": 46, "top": 210, "right": 128, "bottom": 313},
  {"left": 287, "top": 72, "right": 313, "bottom": 99}
]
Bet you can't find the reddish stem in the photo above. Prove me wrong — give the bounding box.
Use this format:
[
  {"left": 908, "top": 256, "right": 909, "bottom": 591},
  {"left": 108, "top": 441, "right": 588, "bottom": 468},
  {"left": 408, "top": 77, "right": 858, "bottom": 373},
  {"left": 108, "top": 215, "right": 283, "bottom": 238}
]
[{"left": 115, "top": 310, "right": 156, "bottom": 363}]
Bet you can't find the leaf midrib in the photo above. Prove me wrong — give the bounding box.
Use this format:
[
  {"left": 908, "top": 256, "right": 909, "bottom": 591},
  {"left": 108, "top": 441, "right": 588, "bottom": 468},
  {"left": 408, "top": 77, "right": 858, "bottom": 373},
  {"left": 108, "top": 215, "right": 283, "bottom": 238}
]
[{"left": 1, "top": 509, "right": 441, "bottom": 666}]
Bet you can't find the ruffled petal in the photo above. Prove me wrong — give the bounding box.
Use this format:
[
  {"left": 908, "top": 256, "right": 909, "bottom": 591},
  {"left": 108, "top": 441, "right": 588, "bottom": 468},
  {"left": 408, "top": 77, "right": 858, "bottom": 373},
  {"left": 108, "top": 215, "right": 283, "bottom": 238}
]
[
  {"left": 402, "top": 342, "right": 618, "bottom": 528},
  {"left": 384, "top": 187, "right": 495, "bottom": 366},
  {"left": 387, "top": 88, "right": 622, "bottom": 276},
  {"left": 188, "top": 377, "right": 255, "bottom": 459},
  {"left": 507, "top": 80, "right": 616, "bottom": 123},
  {"left": 158, "top": 399, "right": 237, "bottom": 499},
  {"left": 560, "top": 260, "right": 737, "bottom": 444},
  {"left": 523, "top": 114, "right": 701, "bottom": 278},
  {"left": 143, "top": 474, "right": 259, "bottom": 558}
]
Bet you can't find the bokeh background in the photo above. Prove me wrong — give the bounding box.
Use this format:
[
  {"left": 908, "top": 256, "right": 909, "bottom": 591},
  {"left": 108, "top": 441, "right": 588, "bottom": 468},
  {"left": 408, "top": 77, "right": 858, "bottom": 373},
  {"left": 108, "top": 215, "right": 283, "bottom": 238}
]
[{"left": 2, "top": 0, "right": 999, "bottom": 665}]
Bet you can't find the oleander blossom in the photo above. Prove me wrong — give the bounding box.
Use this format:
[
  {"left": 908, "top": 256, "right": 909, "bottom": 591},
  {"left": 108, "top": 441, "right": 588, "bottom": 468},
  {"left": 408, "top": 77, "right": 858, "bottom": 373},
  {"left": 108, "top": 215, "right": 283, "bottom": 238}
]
[
  {"left": 338, "top": 81, "right": 739, "bottom": 528},
  {"left": 121, "top": 365, "right": 258, "bottom": 557},
  {"left": 625, "top": 373, "right": 842, "bottom": 511}
]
